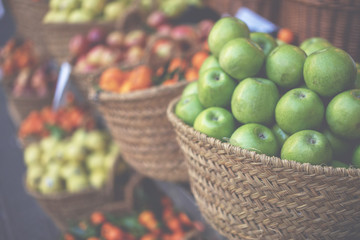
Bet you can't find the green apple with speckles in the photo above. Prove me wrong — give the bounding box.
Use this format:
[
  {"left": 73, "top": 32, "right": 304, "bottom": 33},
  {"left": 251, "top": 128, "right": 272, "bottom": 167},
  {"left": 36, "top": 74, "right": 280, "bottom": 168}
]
[
  {"left": 175, "top": 94, "right": 205, "bottom": 126},
  {"left": 250, "top": 32, "right": 277, "bottom": 57},
  {"left": 199, "top": 55, "right": 220, "bottom": 76},
  {"left": 272, "top": 124, "right": 289, "bottom": 146}
]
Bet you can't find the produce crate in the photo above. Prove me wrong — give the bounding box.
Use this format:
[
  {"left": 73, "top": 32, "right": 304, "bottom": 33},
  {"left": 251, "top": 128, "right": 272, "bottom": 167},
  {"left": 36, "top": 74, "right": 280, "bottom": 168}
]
[{"left": 167, "top": 97, "right": 360, "bottom": 240}]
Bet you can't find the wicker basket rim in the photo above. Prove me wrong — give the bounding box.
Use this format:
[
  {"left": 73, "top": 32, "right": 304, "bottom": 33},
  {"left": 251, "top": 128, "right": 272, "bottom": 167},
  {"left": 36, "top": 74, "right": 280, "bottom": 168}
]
[
  {"left": 167, "top": 97, "right": 360, "bottom": 178},
  {"left": 285, "top": 0, "right": 360, "bottom": 10},
  {"left": 88, "top": 77, "right": 188, "bottom": 102}
]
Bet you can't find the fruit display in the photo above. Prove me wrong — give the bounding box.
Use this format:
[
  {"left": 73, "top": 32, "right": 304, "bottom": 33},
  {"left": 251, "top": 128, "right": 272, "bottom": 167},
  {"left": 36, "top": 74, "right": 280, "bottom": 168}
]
[
  {"left": 0, "top": 38, "right": 58, "bottom": 98},
  {"left": 62, "top": 183, "right": 204, "bottom": 240},
  {"left": 97, "top": 48, "right": 209, "bottom": 94},
  {"left": 175, "top": 17, "right": 360, "bottom": 167},
  {"left": 24, "top": 128, "right": 125, "bottom": 194},
  {"left": 18, "top": 95, "right": 95, "bottom": 141}
]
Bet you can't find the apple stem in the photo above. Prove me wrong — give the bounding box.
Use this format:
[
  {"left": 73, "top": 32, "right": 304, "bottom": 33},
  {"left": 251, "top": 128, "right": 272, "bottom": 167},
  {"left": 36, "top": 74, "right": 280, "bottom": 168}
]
[{"left": 258, "top": 133, "right": 266, "bottom": 139}]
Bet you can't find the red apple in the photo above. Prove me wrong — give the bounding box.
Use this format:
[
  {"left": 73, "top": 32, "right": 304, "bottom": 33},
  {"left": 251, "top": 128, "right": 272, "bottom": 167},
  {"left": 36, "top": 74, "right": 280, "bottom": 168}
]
[
  {"left": 124, "top": 30, "right": 147, "bottom": 48},
  {"left": 152, "top": 39, "right": 175, "bottom": 59},
  {"left": 125, "top": 46, "right": 144, "bottom": 65},
  {"left": 197, "top": 19, "right": 214, "bottom": 40},
  {"left": 106, "top": 31, "right": 125, "bottom": 48},
  {"left": 69, "top": 34, "right": 89, "bottom": 57},
  {"left": 75, "top": 55, "right": 97, "bottom": 73},
  {"left": 157, "top": 24, "right": 172, "bottom": 36},
  {"left": 147, "top": 10, "right": 167, "bottom": 28},
  {"left": 100, "top": 48, "right": 122, "bottom": 66},
  {"left": 87, "top": 27, "right": 106, "bottom": 45},
  {"left": 86, "top": 45, "right": 106, "bottom": 66},
  {"left": 171, "top": 25, "right": 199, "bottom": 42}
]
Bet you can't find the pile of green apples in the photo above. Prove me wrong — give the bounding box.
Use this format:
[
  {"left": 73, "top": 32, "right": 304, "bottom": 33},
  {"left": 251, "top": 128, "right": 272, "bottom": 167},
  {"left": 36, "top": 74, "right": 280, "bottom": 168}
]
[
  {"left": 24, "top": 129, "right": 125, "bottom": 195},
  {"left": 43, "top": 0, "right": 133, "bottom": 23},
  {"left": 175, "top": 17, "right": 360, "bottom": 167}
]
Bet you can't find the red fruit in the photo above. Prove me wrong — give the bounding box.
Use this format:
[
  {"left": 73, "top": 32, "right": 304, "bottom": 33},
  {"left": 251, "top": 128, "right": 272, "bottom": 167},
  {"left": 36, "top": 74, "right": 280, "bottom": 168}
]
[
  {"left": 91, "top": 211, "right": 106, "bottom": 225},
  {"left": 106, "top": 31, "right": 125, "bottom": 48},
  {"left": 69, "top": 34, "right": 89, "bottom": 56},
  {"left": 100, "top": 48, "right": 122, "bottom": 66},
  {"left": 86, "top": 45, "right": 107, "bottom": 66},
  {"left": 152, "top": 39, "right": 174, "bottom": 59},
  {"left": 171, "top": 25, "right": 199, "bottom": 42},
  {"left": 125, "top": 46, "right": 144, "bottom": 65},
  {"left": 124, "top": 30, "right": 147, "bottom": 48},
  {"left": 87, "top": 28, "right": 106, "bottom": 45},
  {"left": 74, "top": 55, "right": 97, "bottom": 73},
  {"left": 197, "top": 19, "right": 214, "bottom": 40},
  {"left": 157, "top": 24, "right": 172, "bottom": 36},
  {"left": 147, "top": 10, "right": 167, "bottom": 28}
]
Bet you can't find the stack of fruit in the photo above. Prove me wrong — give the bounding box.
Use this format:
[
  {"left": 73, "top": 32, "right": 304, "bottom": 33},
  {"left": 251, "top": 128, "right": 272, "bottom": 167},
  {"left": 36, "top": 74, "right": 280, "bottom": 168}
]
[
  {"left": 63, "top": 196, "right": 203, "bottom": 240},
  {"left": 0, "top": 38, "right": 57, "bottom": 98},
  {"left": 175, "top": 17, "right": 360, "bottom": 168},
  {"left": 25, "top": 128, "right": 125, "bottom": 195},
  {"left": 43, "top": 0, "right": 134, "bottom": 23}
]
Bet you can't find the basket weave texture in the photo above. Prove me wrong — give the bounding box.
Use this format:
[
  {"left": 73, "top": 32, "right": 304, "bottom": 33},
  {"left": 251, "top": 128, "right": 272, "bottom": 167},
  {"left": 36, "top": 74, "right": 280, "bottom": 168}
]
[
  {"left": 89, "top": 76, "right": 189, "bottom": 182},
  {"left": 5, "top": 0, "right": 48, "bottom": 55},
  {"left": 279, "top": 0, "right": 360, "bottom": 61},
  {"left": 167, "top": 97, "right": 360, "bottom": 240}
]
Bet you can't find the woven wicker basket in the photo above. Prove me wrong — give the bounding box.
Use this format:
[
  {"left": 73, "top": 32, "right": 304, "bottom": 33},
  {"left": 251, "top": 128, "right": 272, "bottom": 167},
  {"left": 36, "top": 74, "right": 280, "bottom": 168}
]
[
  {"left": 89, "top": 79, "right": 188, "bottom": 182},
  {"left": 5, "top": 0, "right": 48, "bottom": 55},
  {"left": 167, "top": 97, "right": 360, "bottom": 240},
  {"left": 279, "top": 0, "right": 360, "bottom": 61},
  {"left": 228, "top": 0, "right": 281, "bottom": 24},
  {"left": 25, "top": 157, "right": 141, "bottom": 232}
]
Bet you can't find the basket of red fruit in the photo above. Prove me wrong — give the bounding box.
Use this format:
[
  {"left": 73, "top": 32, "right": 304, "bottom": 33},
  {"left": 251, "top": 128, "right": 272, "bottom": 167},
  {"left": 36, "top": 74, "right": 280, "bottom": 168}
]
[
  {"left": 87, "top": 31, "right": 210, "bottom": 182},
  {"left": 0, "top": 38, "right": 57, "bottom": 124}
]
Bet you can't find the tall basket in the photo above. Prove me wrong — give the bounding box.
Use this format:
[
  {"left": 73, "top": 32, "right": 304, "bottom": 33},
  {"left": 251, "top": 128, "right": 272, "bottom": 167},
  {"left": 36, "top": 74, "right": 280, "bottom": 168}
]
[
  {"left": 167, "top": 97, "right": 360, "bottom": 240},
  {"left": 279, "top": 0, "right": 360, "bottom": 61}
]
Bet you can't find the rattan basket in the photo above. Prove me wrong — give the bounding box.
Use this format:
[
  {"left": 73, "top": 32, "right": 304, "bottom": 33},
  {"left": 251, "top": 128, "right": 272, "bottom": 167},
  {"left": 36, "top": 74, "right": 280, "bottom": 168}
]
[
  {"left": 25, "top": 157, "right": 142, "bottom": 232},
  {"left": 89, "top": 80, "right": 188, "bottom": 182},
  {"left": 5, "top": 0, "right": 48, "bottom": 55},
  {"left": 167, "top": 97, "right": 360, "bottom": 240},
  {"left": 279, "top": 0, "right": 360, "bottom": 61}
]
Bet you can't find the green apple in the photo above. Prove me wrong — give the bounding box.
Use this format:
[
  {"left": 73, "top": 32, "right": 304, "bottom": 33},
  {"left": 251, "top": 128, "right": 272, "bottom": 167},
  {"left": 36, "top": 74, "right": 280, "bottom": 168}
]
[
  {"left": 68, "top": 9, "right": 94, "bottom": 23},
  {"left": 89, "top": 168, "right": 107, "bottom": 189},
  {"left": 160, "top": 0, "right": 186, "bottom": 18},
  {"left": 276, "top": 39, "right": 286, "bottom": 46},
  {"left": 331, "top": 160, "right": 349, "bottom": 168},
  {"left": 355, "top": 63, "right": 360, "bottom": 89},
  {"left": 272, "top": 124, "right": 289, "bottom": 147},
  {"left": 40, "top": 136, "right": 59, "bottom": 153},
  {"left": 193, "top": 107, "right": 235, "bottom": 140},
  {"left": 175, "top": 94, "right": 204, "bottom": 126},
  {"left": 304, "top": 47, "right": 356, "bottom": 97},
  {"left": 198, "top": 68, "right": 236, "bottom": 108},
  {"left": 275, "top": 88, "right": 324, "bottom": 134},
  {"left": 66, "top": 174, "right": 89, "bottom": 193},
  {"left": 219, "top": 38, "right": 265, "bottom": 81},
  {"left": 104, "top": 153, "right": 117, "bottom": 170},
  {"left": 266, "top": 44, "right": 306, "bottom": 89},
  {"left": 58, "top": 0, "right": 80, "bottom": 11},
  {"left": 199, "top": 55, "right": 220, "bottom": 76},
  {"left": 43, "top": 11, "right": 70, "bottom": 23},
  {"left": 49, "top": 0, "right": 61, "bottom": 10},
  {"left": 85, "top": 130, "right": 106, "bottom": 152},
  {"left": 26, "top": 164, "right": 45, "bottom": 190},
  {"left": 326, "top": 89, "right": 360, "bottom": 139},
  {"left": 86, "top": 152, "right": 105, "bottom": 171},
  {"left": 182, "top": 81, "right": 198, "bottom": 97},
  {"left": 281, "top": 130, "right": 332, "bottom": 165},
  {"left": 71, "top": 128, "right": 87, "bottom": 146},
  {"left": 39, "top": 174, "right": 63, "bottom": 194},
  {"left": 24, "top": 143, "right": 41, "bottom": 166},
  {"left": 104, "top": 1, "right": 126, "bottom": 21},
  {"left": 60, "top": 162, "right": 85, "bottom": 179},
  {"left": 51, "top": 142, "right": 67, "bottom": 160},
  {"left": 208, "top": 17, "right": 250, "bottom": 57},
  {"left": 323, "top": 129, "right": 353, "bottom": 160},
  {"left": 64, "top": 143, "right": 85, "bottom": 162},
  {"left": 231, "top": 77, "right": 279, "bottom": 125},
  {"left": 46, "top": 161, "right": 62, "bottom": 177},
  {"left": 82, "top": 0, "right": 106, "bottom": 16},
  {"left": 230, "top": 123, "right": 279, "bottom": 156},
  {"left": 352, "top": 145, "right": 360, "bottom": 168},
  {"left": 250, "top": 32, "right": 277, "bottom": 57},
  {"left": 300, "top": 37, "right": 329, "bottom": 51}
]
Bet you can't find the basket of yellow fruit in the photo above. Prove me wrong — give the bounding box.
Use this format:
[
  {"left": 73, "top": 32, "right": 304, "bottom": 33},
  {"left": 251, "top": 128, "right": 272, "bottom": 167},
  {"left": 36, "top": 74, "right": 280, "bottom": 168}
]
[
  {"left": 167, "top": 17, "right": 360, "bottom": 240},
  {"left": 23, "top": 128, "right": 131, "bottom": 231}
]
